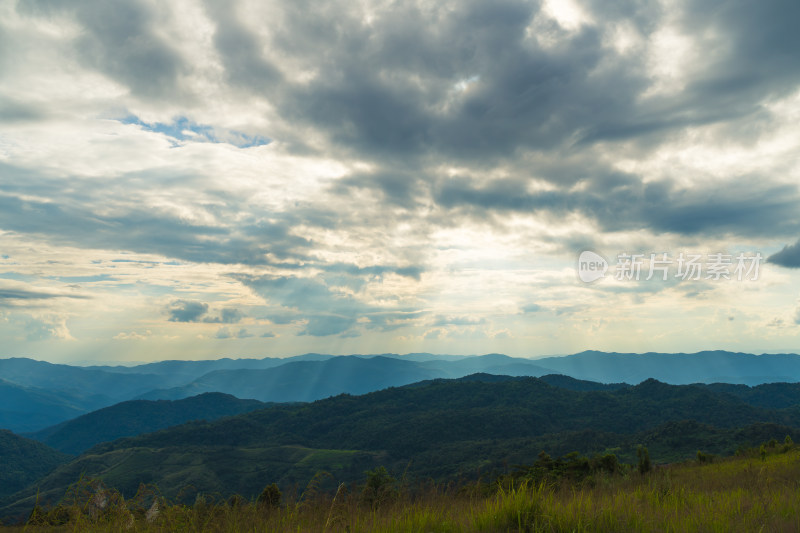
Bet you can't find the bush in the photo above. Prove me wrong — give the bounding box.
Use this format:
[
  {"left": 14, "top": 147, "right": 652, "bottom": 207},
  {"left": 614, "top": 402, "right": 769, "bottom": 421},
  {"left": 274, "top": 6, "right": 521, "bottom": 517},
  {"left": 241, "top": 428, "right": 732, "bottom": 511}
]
[
  {"left": 637, "top": 446, "right": 651, "bottom": 475},
  {"left": 257, "top": 483, "right": 282, "bottom": 509},
  {"left": 361, "top": 466, "right": 397, "bottom": 509},
  {"left": 595, "top": 453, "right": 620, "bottom": 475},
  {"left": 696, "top": 450, "right": 714, "bottom": 463}
]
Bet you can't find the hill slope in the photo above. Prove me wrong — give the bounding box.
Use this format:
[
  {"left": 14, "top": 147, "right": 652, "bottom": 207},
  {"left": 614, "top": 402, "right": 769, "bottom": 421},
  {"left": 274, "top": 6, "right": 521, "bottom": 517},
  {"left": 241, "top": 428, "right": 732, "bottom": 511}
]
[
  {"left": 702, "top": 382, "right": 800, "bottom": 408},
  {"left": 0, "top": 430, "right": 69, "bottom": 501},
  {"left": 0, "top": 358, "right": 169, "bottom": 400},
  {"left": 7, "top": 374, "right": 800, "bottom": 514},
  {"left": 136, "top": 356, "right": 451, "bottom": 402},
  {"left": 29, "top": 393, "right": 267, "bottom": 455},
  {"left": 0, "top": 379, "right": 95, "bottom": 433}
]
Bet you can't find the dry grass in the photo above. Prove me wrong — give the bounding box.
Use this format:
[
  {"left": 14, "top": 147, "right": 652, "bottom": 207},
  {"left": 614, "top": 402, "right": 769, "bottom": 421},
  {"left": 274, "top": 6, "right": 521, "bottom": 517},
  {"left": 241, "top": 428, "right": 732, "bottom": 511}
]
[{"left": 6, "top": 446, "right": 800, "bottom": 532}]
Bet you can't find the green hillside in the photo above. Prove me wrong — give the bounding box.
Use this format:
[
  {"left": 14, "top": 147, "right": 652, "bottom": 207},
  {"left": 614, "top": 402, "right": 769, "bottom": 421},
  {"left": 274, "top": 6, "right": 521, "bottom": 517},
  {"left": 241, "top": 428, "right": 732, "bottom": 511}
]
[
  {"left": 0, "top": 431, "right": 69, "bottom": 501},
  {"left": 5, "top": 374, "right": 800, "bottom": 521},
  {"left": 93, "top": 377, "right": 800, "bottom": 455},
  {"left": 29, "top": 393, "right": 266, "bottom": 455}
]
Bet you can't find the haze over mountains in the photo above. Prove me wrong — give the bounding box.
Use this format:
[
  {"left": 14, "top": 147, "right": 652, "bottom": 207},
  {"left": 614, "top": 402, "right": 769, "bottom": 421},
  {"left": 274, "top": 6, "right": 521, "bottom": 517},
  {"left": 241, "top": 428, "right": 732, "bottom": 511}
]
[
  {"left": 534, "top": 351, "right": 800, "bottom": 385},
  {"left": 4, "top": 351, "right": 800, "bottom": 434}
]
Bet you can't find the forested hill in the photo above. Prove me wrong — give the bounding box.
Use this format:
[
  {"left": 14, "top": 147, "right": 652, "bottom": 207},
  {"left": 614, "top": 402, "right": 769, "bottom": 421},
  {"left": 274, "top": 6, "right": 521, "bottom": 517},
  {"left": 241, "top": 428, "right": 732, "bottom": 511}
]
[
  {"left": 4, "top": 374, "right": 800, "bottom": 520},
  {"left": 94, "top": 377, "right": 800, "bottom": 454},
  {"left": 0, "top": 430, "right": 68, "bottom": 501},
  {"left": 28, "top": 392, "right": 267, "bottom": 455},
  {"left": 6, "top": 351, "right": 800, "bottom": 434}
]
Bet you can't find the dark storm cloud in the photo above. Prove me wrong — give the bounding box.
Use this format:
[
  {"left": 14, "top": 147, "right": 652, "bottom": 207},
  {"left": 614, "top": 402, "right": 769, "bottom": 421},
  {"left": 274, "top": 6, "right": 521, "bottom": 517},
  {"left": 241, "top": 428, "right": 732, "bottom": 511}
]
[
  {"left": 768, "top": 240, "right": 800, "bottom": 268},
  {"left": 166, "top": 300, "right": 208, "bottom": 322},
  {"left": 0, "top": 97, "right": 44, "bottom": 122},
  {"left": 679, "top": 0, "right": 800, "bottom": 99},
  {"left": 166, "top": 300, "right": 245, "bottom": 323},
  {"left": 276, "top": 0, "right": 645, "bottom": 160},
  {"left": 17, "top": 0, "right": 800, "bottom": 164},
  {"left": 19, "top": 0, "right": 185, "bottom": 100},
  {"left": 0, "top": 288, "right": 89, "bottom": 306},
  {"left": 211, "top": 308, "right": 245, "bottom": 324},
  {"left": 331, "top": 170, "right": 427, "bottom": 208},
  {"left": 202, "top": 0, "right": 282, "bottom": 90},
  {"left": 236, "top": 0, "right": 800, "bottom": 247},
  {"left": 268, "top": 0, "right": 795, "bottom": 162},
  {"left": 549, "top": 0, "right": 800, "bottom": 150},
  {"left": 434, "top": 174, "right": 800, "bottom": 238},
  {"left": 0, "top": 164, "right": 314, "bottom": 266}
]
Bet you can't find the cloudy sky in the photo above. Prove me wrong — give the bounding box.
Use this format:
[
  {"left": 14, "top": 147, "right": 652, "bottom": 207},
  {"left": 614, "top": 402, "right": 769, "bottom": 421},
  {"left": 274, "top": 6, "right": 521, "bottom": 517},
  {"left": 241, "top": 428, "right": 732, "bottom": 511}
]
[{"left": 1, "top": 0, "right": 799, "bottom": 364}]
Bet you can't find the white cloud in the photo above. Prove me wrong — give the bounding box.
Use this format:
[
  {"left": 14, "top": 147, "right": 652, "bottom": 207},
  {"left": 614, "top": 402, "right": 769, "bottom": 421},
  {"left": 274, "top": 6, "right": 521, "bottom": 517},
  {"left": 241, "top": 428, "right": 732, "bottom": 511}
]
[{"left": 113, "top": 330, "right": 152, "bottom": 341}]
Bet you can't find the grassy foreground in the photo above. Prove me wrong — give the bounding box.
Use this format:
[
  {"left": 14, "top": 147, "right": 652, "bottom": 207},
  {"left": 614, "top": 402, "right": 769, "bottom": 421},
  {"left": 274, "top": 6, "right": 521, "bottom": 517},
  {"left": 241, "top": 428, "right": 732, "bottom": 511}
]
[{"left": 5, "top": 445, "right": 800, "bottom": 532}]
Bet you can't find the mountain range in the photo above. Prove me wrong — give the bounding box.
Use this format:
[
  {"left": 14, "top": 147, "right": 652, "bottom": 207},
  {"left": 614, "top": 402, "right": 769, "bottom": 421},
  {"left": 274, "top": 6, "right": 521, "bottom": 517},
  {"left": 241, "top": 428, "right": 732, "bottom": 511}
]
[
  {"left": 4, "top": 350, "right": 800, "bottom": 434},
  {"left": 4, "top": 373, "right": 800, "bottom": 522},
  {"left": 535, "top": 350, "right": 800, "bottom": 385}
]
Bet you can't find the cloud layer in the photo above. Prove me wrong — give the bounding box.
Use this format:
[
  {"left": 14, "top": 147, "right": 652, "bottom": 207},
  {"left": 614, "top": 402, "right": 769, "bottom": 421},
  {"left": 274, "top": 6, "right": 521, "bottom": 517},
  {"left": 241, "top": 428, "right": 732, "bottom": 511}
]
[{"left": 0, "top": 0, "right": 798, "bottom": 361}]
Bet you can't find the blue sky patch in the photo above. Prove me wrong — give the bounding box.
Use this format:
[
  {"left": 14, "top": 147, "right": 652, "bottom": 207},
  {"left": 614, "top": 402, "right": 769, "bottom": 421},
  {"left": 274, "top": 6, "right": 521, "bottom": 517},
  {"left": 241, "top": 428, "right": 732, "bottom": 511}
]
[
  {"left": 120, "top": 115, "right": 270, "bottom": 148},
  {"left": 47, "top": 274, "right": 118, "bottom": 283}
]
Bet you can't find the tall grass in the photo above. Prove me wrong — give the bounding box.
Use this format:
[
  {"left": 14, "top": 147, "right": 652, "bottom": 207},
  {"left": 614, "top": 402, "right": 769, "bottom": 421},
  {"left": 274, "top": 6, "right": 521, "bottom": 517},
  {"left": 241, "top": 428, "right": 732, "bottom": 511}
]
[{"left": 7, "top": 446, "right": 800, "bottom": 532}]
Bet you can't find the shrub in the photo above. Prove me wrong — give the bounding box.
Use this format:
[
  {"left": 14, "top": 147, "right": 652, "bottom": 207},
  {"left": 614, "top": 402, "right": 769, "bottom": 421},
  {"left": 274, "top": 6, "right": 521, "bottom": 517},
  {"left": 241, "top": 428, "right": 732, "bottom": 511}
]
[
  {"left": 257, "top": 483, "right": 282, "bottom": 509},
  {"left": 696, "top": 450, "right": 714, "bottom": 463},
  {"left": 637, "top": 445, "right": 651, "bottom": 474},
  {"left": 361, "top": 466, "right": 397, "bottom": 509}
]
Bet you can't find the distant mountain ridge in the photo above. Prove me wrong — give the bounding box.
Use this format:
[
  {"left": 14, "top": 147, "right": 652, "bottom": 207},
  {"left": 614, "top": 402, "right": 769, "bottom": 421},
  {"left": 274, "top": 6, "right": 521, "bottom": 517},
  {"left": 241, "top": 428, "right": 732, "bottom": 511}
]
[
  {"left": 135, "top": 354, "right": 554, "bottom": 402},
  {"left": 0, "top": 379, "right": 98, "bottom": 433},
  {"left": 535, "top": 350, "right": 800, "bottom": 385},
  {"left": 4, "top": 350, "right": 800, "bottom": 433}
]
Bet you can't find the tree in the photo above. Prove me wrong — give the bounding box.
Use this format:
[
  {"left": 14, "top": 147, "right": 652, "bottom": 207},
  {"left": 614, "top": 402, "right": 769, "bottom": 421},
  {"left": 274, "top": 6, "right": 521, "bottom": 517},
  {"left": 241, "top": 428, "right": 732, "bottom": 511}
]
[
  {"left": 257, "top": 483, "right": 282, "bottom": 509},
  {"left": 637, "top": 445, "right": 651, "bottom": 475},
  {"left": 696, "top": 450, "right": 714, "bottom": 463},
  {"left": 361, "top": 466, "right": 396, "bottom": 509},
  {"left": 596, "top": 453, "right": 619, "bottom": 474}
]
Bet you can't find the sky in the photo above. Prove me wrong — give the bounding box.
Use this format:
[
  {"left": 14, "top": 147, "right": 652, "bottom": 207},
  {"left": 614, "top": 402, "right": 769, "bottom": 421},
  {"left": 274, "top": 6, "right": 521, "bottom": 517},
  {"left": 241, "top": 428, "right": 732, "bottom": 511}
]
[{"left": 0, "top": 0, "right": 799, "bottom": 364}]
